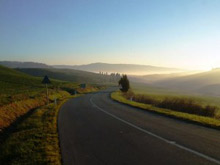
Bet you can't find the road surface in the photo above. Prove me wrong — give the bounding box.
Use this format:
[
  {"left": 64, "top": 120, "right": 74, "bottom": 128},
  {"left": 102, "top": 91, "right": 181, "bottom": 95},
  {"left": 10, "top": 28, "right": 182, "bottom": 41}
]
[{"left": 58, "top": 88, "right": 220, "bottom": 165}]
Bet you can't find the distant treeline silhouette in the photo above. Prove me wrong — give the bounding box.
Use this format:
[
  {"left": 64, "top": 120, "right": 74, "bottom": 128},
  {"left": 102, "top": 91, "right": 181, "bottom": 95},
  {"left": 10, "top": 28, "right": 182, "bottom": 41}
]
[{"left": 99, "top": 72, "right": 121, "bottom": 82}]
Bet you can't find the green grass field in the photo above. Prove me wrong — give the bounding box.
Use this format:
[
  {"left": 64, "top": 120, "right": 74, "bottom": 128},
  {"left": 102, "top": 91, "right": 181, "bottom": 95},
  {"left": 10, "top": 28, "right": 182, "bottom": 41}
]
[
  {"left": 0, "top": 65, "right": 106, "bottom": 131},
  {"left": 0, "top": 65, "right": 104, "bottom": 106},
  {"left": 0, "top": 65, "right": 63, "bottom": 106},
  {"left": 0, "top": 65, "right": 74, "bottom": 131}
]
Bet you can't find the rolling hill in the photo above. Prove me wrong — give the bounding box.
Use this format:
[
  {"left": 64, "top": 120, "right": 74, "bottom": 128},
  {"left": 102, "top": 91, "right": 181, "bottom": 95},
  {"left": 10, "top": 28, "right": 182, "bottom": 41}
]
[
  {"left": 53, "top": 62, "right": 184, "bottom": 75},
  {"left": 148, "top": 69, "right": 220, "bottom": 96},
  {"left": 0, "top": 61, "right": 51, "bottom": 68},
  {"left": 0, "top": 65, "right": 43, "bottom": 94},
  {"left": 16, "top": 68, "right": 119, "bottom": 84},
  {"left": 0, "top": 61, "right": 185, "bottom": 75},
  {"left": 0, "top": 65, "right": 48, "bottom": 106},
  {"left": 130, "top": 71, "right": 201, "bottom": 84},
  {"left": 0, "top": 65, "right": 103, "bottom": 106}
]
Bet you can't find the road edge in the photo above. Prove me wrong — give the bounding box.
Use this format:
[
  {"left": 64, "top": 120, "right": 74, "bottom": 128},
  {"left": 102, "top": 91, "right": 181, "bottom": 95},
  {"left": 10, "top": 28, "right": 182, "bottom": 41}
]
[{"left": 111, "top": 91, "right": 220, "bottom": 131}]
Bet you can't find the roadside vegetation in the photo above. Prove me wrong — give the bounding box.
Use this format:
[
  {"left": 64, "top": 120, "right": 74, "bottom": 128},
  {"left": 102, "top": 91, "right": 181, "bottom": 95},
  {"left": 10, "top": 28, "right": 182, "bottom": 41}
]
[
  {"left": 0, "top": 65, "right": 104, "bottom": 132},
  {"left": 111, "top": 91, "right": 220, "bottom": 129},
  {"left": 0, "top": 65, "right": 106, "bottom": 164},
  {"left": 0, "top": 94, "right": 73, "bottom": 164},
  {"left": 131, "top": 82, "right": 220, "bottom": 108},
  {"left": 0, "top": 96, "right": 47, "bottom": 131},
  {"left": 123, "top": 90, "right": 218, "bottom": 118},
  {"left": 113, "top": 77, "right": 220, "bottom": 128}
]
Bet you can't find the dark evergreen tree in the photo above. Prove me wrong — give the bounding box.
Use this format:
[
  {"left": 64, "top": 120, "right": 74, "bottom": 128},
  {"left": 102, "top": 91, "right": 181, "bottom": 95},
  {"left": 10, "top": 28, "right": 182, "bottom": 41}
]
[{"left": 118, "top": 74, "right": 130, "bottom": 92}]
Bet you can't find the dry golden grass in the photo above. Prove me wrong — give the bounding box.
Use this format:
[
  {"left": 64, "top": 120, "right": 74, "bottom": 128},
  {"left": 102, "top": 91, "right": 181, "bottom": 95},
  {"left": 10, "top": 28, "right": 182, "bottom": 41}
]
[
  {"left": 0, "top": 92, "right": 73, "bottom": 164},
  {"left": 0, "top": 90, "right": 70, "bottom": 132},
  {"left": 0, "top": 97, "right": 47, "bottom": 131}
]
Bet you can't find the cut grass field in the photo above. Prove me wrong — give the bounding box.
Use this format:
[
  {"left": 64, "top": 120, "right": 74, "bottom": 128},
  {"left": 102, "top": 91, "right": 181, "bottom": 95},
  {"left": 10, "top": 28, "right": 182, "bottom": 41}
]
[{"left": 111, "top": 91, "right": 220, "bottom": 129}]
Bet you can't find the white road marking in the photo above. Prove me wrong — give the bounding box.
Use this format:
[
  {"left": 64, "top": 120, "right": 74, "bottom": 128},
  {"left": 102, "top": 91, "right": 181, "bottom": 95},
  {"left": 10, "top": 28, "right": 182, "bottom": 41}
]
[{"left": 90, "top": 97, "right": 220, "bottom": 165}]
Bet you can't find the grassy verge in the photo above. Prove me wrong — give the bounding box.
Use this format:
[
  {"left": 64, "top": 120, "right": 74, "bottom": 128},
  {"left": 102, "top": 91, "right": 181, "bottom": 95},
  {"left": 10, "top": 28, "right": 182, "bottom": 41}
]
[
  {"left": 0, "top": 85, "right": 103, "bottom": 164},
  {"left": 0, "top": 94, "right": 80, "bottom": 164},
  {"left": 111, "top": 91, "right": 220, "bottom": 129},
  {"left": 0, "top": 90, "right": 70, "bottom": 132},
  {"left": 0, "top": 97, "right": 47, "bottom": 131}
]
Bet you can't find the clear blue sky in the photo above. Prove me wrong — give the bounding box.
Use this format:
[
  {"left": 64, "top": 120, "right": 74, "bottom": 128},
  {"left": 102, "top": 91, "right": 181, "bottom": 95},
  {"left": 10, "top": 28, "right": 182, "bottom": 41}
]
[{"left": 0, "top": 0, "right": 220, "bottom": 69}]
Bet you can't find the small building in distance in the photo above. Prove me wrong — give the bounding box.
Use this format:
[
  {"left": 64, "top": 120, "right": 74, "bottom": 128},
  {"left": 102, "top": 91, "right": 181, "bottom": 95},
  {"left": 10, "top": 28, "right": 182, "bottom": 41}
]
[
  {"left": 80, "top": 83, "right": 86, "bottom": 89},
  {"left": 72, "top": 89, "right": 77, "bottom": 95}
]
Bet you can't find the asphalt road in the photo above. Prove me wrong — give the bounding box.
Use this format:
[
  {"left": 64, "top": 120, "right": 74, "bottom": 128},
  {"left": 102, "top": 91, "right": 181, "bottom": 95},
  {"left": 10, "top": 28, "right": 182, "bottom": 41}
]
[{"left": 58, "top": 88, "right": 220, "bottom": 165}]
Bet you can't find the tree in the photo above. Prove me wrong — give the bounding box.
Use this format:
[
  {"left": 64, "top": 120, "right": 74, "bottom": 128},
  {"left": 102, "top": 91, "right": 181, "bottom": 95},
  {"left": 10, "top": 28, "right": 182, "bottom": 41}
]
[{"left": 118, "top": 74, "right": 130, "bottom": 92}]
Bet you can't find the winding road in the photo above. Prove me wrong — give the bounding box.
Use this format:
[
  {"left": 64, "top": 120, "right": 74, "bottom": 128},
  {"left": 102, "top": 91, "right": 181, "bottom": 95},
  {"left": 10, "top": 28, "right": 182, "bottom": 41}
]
[{"left": 58, "top": 88, "right": 220, "bottom": 165}]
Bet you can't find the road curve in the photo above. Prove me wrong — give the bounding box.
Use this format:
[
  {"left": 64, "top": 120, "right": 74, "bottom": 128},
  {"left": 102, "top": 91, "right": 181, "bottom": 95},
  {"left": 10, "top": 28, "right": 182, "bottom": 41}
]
[{"left": 58, "top": 88, "right": 220, "bottom": 165}]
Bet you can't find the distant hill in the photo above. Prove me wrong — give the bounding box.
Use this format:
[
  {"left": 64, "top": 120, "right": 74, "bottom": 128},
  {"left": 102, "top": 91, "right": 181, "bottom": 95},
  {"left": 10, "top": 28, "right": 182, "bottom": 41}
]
[
  {"left": 149, "top": 69, "right": 220, "bottom": 96},
  {"left": 0, "top": 61, "right": 184, "bottom": 75},
  {"left": 17, "top": 68, "right": 119, "bottom": 84},
  {"left": 0, "top": 61, "right": 51, "bottom": 68},
  {"left": 130, "top": 71, "right": 201, "bottom": 84},
  {"left": 129, "top": 73, "right": 184, "bottom": 84},
  {"left": 53, "top": 63, "right": 184, "bottom": 75}
]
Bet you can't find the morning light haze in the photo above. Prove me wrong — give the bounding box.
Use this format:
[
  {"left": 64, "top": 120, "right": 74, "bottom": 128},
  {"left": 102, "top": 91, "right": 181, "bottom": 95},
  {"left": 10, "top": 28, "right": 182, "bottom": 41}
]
[{"left": 0, "top": 0, "right": 219, "bottom": 70}]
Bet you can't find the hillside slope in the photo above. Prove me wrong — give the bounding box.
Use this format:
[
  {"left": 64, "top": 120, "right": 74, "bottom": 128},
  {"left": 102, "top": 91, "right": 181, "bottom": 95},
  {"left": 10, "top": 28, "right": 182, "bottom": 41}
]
[
  {"left": 53, "top": 62, "right": 184, "bottom": 75},
  {"left": 0, "top": 65, "right": 43, "bottom": 94},
  {"left": 0, "top": 61, "right": 184, "bottom": 75},
  {"left": 17, "top": 68, "right": 119, "bottom": 84},
  {"left": 152, "top": 69, "right": 220, "bottom": 96},
  {"left": 0, "top": 65, "right": 74, "bottom": 106},
  {"left": 0, "top": 61, "right": 51, "bottom": 68}
]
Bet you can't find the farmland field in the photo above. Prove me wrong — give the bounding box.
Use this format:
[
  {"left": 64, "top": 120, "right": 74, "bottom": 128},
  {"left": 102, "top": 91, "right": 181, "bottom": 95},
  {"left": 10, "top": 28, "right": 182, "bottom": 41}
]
[{"left": 131, "top": 82, "right": 220, "bottom": 108}]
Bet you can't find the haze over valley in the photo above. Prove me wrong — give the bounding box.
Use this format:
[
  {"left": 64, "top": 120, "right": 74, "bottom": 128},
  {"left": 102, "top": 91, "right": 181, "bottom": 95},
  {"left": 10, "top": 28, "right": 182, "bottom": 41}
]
[
  {"left": 1, "top": 1, "right": 220, "bottom": 164},
  {"left": 1, "top": 60, "right": 220, "bottom": 96}
]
